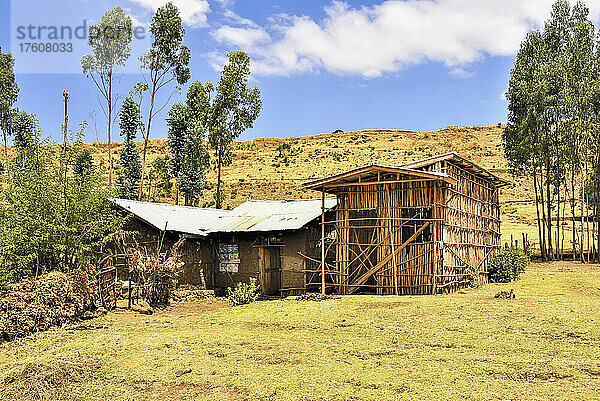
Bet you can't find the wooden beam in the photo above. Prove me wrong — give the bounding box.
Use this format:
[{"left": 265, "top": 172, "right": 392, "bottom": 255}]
[
  {"left": 321, "top": 178, "right": 436, "bottom": 189},
  {"left": 321, "top": 187, "right": 326, "bottom": 295},
  {"left": 302, "top": 165, "right": 457, "bottom": 189}
]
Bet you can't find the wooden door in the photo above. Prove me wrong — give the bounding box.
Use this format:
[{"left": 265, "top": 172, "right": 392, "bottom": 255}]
[{"left": 258, "top": 247, "right": 282, "bottom": 295}]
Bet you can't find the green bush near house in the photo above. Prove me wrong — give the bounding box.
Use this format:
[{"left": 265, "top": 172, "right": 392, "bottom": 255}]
[
  {"left": 227, "top": 278, "right": 260, "bottom": 306},
  {"left": 488, "top": 246, "right": 530, "bottom": 283}
]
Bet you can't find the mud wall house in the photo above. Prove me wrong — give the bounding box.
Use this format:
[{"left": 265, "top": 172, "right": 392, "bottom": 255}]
[
  {"left": 112, "top": 198, "right": 337, "bottom": 295},
  {"left": 302, "top": 152, "right": 509, "bottom": 295},
  {"left": 111, "top": 199, "right": 229, "bottom": 287}
]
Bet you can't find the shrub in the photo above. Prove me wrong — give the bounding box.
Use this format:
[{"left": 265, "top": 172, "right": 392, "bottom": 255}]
[
  {"left": 488, "top": 246, "right": 530, "bottom": 283},
  {"left": 0, "top": 271, "right": 94, "bottom": 341},
  {"left": 227, "top": 278, "right": 260, "bottom": 306}
]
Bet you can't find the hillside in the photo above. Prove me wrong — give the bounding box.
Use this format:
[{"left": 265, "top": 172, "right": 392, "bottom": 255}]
[{"left": 86, "top": 125, "right": 536, "bottom": 245}]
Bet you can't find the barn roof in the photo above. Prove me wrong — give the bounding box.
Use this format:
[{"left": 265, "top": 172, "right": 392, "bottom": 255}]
[
  {"left": 302, "top": 164, "right": 457, "bottom": 191},
  {"left": 112, "top": 197, "right": 337, "bottom": 236},
  {"left": 400, "top": 152, "right": 510, "bottom": 187}
]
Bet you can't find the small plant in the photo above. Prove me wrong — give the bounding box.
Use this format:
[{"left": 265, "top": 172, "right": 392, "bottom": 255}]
[
  {"left": 488, "top": 246, "right": 530, "bottom": 283},
  {"left": 227, "top": 278, "right": 260, "bottom": 306}
]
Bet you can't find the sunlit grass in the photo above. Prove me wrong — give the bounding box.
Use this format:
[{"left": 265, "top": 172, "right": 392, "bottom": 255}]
[{"left": 1, "top": 261, "right": 599, "bottom": 400}]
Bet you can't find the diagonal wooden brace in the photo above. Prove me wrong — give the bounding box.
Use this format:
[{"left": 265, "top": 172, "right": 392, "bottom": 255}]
[{"left": 347, "top": 222, "right": 430, "bottom": 294}]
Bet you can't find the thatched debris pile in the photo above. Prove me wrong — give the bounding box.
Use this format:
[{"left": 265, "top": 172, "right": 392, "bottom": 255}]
[
  {"left": 172, "top": 285, "right": 215, "bottom": 302},
  {"left": 1, "top": 360, "right": 101, "bottom": 401},
  {"left": 0, "top": 271, "right": 94, "bottom": 341},
  {"left": 124, "top": 238, "right": 185, "bottom": 306}
]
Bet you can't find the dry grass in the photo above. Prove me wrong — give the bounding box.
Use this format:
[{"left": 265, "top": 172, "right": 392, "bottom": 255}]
[{"left": 1, "top": 261, "right": 599, "bottom": 400}]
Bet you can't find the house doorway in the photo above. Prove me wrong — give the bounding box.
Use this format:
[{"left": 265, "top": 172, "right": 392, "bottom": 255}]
[{"left": 258, "top": 246, "right": 282, "bottom": 295}]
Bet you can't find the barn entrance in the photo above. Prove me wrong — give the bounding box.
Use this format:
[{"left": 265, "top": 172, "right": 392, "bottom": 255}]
[{"left": 258, "top": 246, "right": 282, "bottom": 295}]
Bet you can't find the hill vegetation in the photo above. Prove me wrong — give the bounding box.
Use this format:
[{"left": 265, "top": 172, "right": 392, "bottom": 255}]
[{"left": 80, "top": 125, "right": 536, "bottom": 246}]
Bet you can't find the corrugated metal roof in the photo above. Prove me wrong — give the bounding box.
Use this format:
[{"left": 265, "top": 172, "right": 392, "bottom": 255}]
[
  {"left": 111, "top": 197, "right": 337, "bottom": 235},
  {"left": 213, "top": 198, "right": 338, "bottom": 232},
  {"left": 111, "top": 198, "right": 229, "bottom": 236}
]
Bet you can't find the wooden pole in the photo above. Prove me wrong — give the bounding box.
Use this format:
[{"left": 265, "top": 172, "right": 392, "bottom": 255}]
[
  {"left": 321, "top": 187, "right": 326, "bottom": 295},
  {"left": 62, "top": 90, "right": 69, "bottom": 152}
]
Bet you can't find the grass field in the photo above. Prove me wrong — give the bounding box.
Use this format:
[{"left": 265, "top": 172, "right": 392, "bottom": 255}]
[{"left": 1, "top": 261, "right": 600, "bottom": 400}]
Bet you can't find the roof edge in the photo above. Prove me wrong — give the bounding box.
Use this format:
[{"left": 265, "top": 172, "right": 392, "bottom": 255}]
[
  {"left": 400, "top": 152, "right": 511, "bottom": 187},
  {"left": 302, "top": 164, "right": 457, "bottom": 190}
]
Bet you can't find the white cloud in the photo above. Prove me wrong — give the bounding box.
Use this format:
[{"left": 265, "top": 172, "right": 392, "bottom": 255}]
[
  {"left": 210, "top": 0, "right": 600, "bottom": 77},
  {"left": 212, "top": 25, "right": 269, "bottom": 48},
  {"left": 449, "top": 68, "right": 475, "bottom": 79},
  {"left": 128, "top": 0, "right": 210, "bottom": 28},
  {"left": 222, "top": 9, "right": 259, "bottom": 28}
]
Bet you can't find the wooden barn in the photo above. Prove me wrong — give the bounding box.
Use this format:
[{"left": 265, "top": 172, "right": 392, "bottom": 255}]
[
  {"left": 303, "top": 152, "right": 509, "bottom": 295},
  {"left": 112, "top": 198, "right": 336, "bottom": 295}
]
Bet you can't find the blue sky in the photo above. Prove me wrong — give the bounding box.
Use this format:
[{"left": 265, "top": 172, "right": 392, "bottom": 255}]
[{"left": 2, "top": 0, "right": 599, "bottom": 143}]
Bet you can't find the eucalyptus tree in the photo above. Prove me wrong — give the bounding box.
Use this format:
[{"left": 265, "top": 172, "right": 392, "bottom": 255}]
[
  {"left": 166, "top": 101, "right": 209, "bottom": 206},
  {"left": 73, "top": 149, "right": 94, "bottom": 181},
  {"left": 138, "top": 2, "right": 191, "bottom": 200},
  {"left": 505, "top": 30, "right": 549, "bottom": 260},
  {"left": 10, "top": 110, "right": 40, "bottom": 150},
  {"left": 81, "top": 6, "right": 133, "bottom": 187},
  {"left": 117, "top": 96, "right": 142, "bottom": 199},
  {"left": 166, "top": 102, "right": 189, "bottom": 205},
  {"left": 208, "top": 51, "right": 261, "bottom": 208},
  {"left": 0, "top": 46, "right": 19, "bottom": 160},
  {"left": 505, "top": 0, "right": 600, "bottom": 261},
  {"left": 563, "top": 1, "right": 596, "bottom": 259}
]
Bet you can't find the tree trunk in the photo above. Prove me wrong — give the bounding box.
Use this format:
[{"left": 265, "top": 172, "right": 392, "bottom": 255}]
[
  {"left": 581, "top": 166, "right": 586, "bottom": 262},
  {"left": 538, "top": 170, "right": 548, "bottom": 261},
  {"left": 585, "top": 161, "right": 590, "bottom": 262},
  {"left": 534, "top": 170, "right": 546, "bottom": 261},
  {"left": 546, "top": 166, "right": 553, "bottom": 260},
  {"left": 571, "top": 170, "right": 576, "bottom": 260},
  {"left": 3, "top": 128, "right": 7, "bottom": 160},
  {"left": 107, "top": 69, "right": 113, "bottom": 187},
  {"left": 139, "top": 88, "right": 156, "bottom": 201}
]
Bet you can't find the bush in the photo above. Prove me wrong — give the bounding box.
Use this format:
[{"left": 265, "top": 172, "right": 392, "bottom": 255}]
[
  {"left": 488, "top": 247, "right": 530, "bottom": 283},
  {"left": 0, "top": 271, "right": 94, "bottom": 341},
  {"left": 0, "top": 137, "right": 125, "bottom": 285},
  {"left": 227, "top": 278, "right": 260, "bottom": 306}
]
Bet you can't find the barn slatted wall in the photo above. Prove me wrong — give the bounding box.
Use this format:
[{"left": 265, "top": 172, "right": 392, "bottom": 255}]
[
  {"left": 437, "top": 162, "right": 500, "bottom": 291},
  {"left": 332, "top": 176, "right": 443, "bottom": 295}
]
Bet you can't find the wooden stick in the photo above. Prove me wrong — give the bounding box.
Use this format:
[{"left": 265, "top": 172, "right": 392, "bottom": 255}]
[{"left": 348, "top": 222, "right": 430, "bottom": 294}]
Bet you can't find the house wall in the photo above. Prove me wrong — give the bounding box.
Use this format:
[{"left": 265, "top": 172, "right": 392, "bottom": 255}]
[
  {"left": 213, "top": 235, "right": 259, "bottom": 291},
  {"left": 213, "top": 230, "right": 309, "bottom": 294},
  {"left": 120, "top": 213, "right": 317, "bottom": 295},
  {"left": 120, "top": 218, "right": 211, "bottom": 287},
  {"left": 280, "top": 230, "right": 308, "bottom": 294}
]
